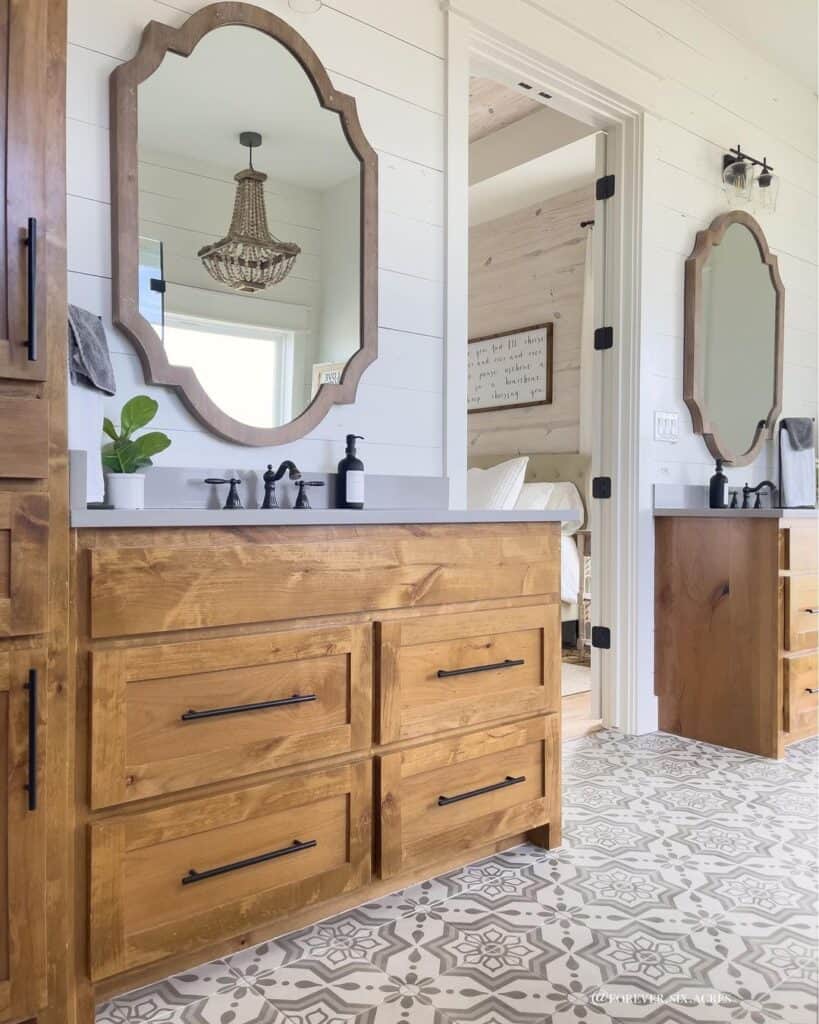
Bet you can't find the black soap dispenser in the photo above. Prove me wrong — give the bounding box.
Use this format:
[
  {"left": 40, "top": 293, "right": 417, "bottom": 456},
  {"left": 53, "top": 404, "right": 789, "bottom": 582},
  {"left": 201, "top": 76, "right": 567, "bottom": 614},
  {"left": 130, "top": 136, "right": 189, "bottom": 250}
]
[
  {"left": 337, "top": 434, "right": 365, "bottom": 509},
  {"left": 709, "top": 458, "right": 728, "bottom": 509}
]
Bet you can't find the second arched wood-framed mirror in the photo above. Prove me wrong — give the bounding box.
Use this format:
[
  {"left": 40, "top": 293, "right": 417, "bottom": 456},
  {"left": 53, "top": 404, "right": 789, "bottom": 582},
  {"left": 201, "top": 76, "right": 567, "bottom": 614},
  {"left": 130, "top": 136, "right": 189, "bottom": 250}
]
[
  {"left": 110, "top": 2, "right": 378, "bottom": 446},
  {"left": 684, "top": 210, "right": 784, "bottom": 467}
]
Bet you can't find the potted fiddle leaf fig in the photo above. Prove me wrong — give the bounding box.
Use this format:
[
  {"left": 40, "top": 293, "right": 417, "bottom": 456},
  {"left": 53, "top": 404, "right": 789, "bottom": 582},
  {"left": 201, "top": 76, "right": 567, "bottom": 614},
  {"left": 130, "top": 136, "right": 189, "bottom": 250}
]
[{"left": 102, "top": 395, "right": 171, "bottom": 509}]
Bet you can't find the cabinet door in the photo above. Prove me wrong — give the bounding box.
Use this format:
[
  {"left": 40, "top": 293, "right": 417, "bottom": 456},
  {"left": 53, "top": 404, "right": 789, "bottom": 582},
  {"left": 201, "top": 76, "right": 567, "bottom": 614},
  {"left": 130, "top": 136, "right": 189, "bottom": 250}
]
[
  {"left": 0, "top": 648, "right": 47, "bottom": 1019},
  {"left": 0, "top": 493, "right": 48, "bottom": 637},
  {"left": 0, "top": 0, "right": 48, "bottom": 381}
]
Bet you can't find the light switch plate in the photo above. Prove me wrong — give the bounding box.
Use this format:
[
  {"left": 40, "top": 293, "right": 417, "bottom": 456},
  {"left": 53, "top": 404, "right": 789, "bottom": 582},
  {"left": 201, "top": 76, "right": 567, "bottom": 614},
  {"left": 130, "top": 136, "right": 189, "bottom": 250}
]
[{"left": 654, "top": 411, "right": 679, "bottom": 443}]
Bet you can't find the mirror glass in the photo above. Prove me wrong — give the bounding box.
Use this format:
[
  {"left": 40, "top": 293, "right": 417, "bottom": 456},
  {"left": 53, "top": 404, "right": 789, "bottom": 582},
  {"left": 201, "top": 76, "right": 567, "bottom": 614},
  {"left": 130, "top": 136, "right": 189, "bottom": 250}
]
[
  {"left": 136, "top": 25, "right": 362, "bottom": 430},
  {"left": 697, "top": 221, "right": 777, "bottom": 458}
]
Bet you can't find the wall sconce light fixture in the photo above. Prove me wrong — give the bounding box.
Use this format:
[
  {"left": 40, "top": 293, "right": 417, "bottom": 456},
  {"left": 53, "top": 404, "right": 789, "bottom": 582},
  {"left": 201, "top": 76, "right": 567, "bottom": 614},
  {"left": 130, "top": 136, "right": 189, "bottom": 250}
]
[{"left": 722, "top": 145, "right": 779, "bottom": 212}]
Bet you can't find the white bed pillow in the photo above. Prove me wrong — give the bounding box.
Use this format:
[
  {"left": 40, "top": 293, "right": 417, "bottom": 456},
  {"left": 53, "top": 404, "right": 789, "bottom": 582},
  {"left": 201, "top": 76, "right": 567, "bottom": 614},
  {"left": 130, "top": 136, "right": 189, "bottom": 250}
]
[
  {"left": 514, "top": 480, "right": 585, "bottom": 535},
  {"left": 467, "top": 457, "right": 528, "bottom": 510}
]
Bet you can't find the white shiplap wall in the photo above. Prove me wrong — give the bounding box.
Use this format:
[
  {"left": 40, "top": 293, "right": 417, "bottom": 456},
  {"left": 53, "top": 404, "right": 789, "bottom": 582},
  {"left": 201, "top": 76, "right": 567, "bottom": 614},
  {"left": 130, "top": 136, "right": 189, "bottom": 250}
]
[{"left": 67, "top": 0, "right": 446, "bottom": 476}]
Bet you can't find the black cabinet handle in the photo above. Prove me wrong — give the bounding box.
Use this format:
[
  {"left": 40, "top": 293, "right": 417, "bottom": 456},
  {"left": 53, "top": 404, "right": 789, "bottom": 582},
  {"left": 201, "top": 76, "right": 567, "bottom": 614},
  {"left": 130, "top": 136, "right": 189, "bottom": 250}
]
[
  {"left": 804, "top": 608, "right": 819, "bottom": 615},
  {"left": 182, "top": 838, "right": 316, "bottom": 886},
  {"left": 437, "top": 658, "right": 524, "bottom": 679},
  {"left": 24, "top": 669, "right": 37, "bottom": 811},
  {"left": 805, "top": 688, "right": 819, "bottom": 695},
  {"left": 181, "top": 693, "right": 317, "bottom": 721},
  {"left": 438, "top": 774, "right": 526, "bottom": 807},
  {"left": 24, "top": 218, "right": 37, "bottom": 362}
]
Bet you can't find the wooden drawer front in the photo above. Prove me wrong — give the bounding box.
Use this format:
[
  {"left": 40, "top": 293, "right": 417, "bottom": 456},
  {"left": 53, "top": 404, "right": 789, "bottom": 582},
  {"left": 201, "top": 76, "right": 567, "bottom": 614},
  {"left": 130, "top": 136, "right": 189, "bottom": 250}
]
[
  {"left": 379, "top": 716, "right": 559, "bottom": 879},
  {"left": 784, "top": 654, "right": 818, "bottom": 741},
  {"left": 782, "top": 525, "right": 818, "bottom": 573},
  {"left": 378, "top": 605, "right": 559, "bottom": 743},
  {"left": 785, "top": 575, "right": 819, "bottom": 651},
  {"left": 90, "top": 625, "right": 372, "bottom": 808},
  {"left": 0, "top": 397, "right": 48, "bottom": 477},
  {"left": 90, "top": 761, "right": 372, "bottom": 979},
  {"left": 0, "top": 492, "right": 47, "bottom": 637},
  {"left": 88, "top": 523, "right": 561, "bottom": 638}
]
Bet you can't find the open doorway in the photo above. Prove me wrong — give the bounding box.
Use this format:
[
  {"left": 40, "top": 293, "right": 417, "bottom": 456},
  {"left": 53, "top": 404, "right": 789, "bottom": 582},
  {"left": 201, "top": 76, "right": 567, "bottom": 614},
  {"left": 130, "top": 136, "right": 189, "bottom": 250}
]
[{"left": 465, "top": 75, "right": 603, "bottom": 740}]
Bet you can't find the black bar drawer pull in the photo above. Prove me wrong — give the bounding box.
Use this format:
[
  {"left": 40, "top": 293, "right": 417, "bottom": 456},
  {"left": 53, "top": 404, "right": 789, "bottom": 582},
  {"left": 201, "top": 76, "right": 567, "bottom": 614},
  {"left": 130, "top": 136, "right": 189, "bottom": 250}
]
[
  {"left": 438, "top": 774, "right": 526, "bottom": 807},
  {"left": 181, "top": 693, "right": 317, "bottom": 721},
  {"left": 805, "top": 688, "right": 819, "bottom": 695},
  {"left": 25, "top": 218, "right": 37, "bottom": 362},
  {"left": 182, "top": 838, "right": 316, "bottom": 885},
  {"left": 437, "top": 658, "right": 524, "bottom": 679},
  {"left": 804, "top": 608, "right": 819, "bottom": 615},
  {"left": 24, "top": 669, "right": 37, "bottom": 811}
]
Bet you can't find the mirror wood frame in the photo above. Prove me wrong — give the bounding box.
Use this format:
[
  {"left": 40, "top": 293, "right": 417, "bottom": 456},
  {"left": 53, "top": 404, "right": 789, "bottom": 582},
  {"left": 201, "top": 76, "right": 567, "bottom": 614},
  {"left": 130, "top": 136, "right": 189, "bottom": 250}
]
[
  {"left": 109, "top": 1, "right": 378, "bottom": 446},
  {"left": 683, "top": 210, "right": 784, "bottom": 467}
]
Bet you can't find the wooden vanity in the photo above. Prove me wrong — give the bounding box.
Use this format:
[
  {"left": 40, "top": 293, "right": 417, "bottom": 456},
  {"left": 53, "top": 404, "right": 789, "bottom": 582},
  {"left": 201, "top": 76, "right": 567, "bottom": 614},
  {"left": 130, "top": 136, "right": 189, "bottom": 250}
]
[
  {"left": 70, "top": 517, "right": 563, "bottom": 1010},
  {"left": 655, "top": 512, "right": 818, "bottom": 758}
]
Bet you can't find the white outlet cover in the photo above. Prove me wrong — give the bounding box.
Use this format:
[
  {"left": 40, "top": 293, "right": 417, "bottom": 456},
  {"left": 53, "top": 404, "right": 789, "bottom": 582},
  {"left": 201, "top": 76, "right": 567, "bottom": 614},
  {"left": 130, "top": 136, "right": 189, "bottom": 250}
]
[{"left": 654, "top": 411, "right": 679, "bottom": 443}]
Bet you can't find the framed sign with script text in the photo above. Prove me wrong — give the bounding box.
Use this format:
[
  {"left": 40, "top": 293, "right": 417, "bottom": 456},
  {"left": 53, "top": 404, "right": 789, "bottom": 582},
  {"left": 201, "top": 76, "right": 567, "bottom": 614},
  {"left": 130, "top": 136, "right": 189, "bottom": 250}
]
[{"left": 467, "top": 322, "right": 554, "bottom": 414}]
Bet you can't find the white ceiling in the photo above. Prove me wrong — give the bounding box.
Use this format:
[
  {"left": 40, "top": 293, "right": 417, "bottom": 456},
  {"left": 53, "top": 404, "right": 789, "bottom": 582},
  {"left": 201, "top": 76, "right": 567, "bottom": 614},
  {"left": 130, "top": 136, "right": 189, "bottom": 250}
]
[
  {"left": 686, "top": 0, "right": 817, "bottom": 92},
  {"left": 469, "top": 134, "right": 597, "bottom": 226},
  {"left": 138, "top": 25, "right": 360, "bottom": 191}
]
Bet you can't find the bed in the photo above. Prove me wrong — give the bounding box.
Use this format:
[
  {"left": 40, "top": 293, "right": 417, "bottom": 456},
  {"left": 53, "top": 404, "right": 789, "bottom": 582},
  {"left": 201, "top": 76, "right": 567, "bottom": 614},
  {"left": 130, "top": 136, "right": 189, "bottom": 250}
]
[{"left": 466, "top": 453, "right": 592, "bottom": 637}]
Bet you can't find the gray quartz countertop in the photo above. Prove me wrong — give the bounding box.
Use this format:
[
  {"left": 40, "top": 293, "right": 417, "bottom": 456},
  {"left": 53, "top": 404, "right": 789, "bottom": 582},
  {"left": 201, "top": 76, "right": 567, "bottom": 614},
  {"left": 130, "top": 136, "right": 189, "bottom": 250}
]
[
  {"left": 653, "top": 507, "right": 817, "bottom": 519},
  {"left": 71, "top": 507, "right": 582, "bottom": 529}
]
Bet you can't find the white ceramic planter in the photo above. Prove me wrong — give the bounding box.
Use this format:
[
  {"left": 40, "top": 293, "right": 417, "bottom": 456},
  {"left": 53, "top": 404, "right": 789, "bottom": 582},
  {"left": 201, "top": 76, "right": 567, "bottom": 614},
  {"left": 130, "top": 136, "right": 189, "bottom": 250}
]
[{"left": 106, "top": 473, "right": 145, "bottom": 510}]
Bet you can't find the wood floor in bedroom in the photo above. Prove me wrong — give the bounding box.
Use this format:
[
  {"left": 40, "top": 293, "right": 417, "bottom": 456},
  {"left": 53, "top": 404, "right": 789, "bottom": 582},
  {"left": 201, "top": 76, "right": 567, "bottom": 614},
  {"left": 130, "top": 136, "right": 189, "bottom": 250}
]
[{"left": 563, "top": 690, "right": 602, "bottom": 741}]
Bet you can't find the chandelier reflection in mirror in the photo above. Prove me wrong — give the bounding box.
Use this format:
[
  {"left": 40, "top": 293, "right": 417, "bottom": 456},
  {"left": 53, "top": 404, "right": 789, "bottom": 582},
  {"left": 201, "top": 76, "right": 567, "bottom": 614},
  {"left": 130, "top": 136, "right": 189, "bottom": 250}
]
[{"left": 198, "top": 131, "right": 301, "bottom": 293}]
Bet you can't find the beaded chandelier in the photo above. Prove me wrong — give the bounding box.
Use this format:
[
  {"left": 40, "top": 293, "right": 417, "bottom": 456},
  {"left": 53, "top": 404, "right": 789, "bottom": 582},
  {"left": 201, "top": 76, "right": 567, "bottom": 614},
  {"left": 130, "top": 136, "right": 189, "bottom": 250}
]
[{"left": 198, "top": 132, "right": 300, "bottom": 293}]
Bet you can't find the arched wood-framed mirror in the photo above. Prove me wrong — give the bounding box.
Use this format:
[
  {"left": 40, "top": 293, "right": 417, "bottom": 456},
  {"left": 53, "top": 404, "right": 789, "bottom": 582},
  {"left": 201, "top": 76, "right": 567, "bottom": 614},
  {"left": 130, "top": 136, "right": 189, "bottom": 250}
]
[
  {"left": 110, "top": 2, "right": 378, "bottom": 446},
  {"left": 684, "top": 210, "right": 784, "bottom": 467}
]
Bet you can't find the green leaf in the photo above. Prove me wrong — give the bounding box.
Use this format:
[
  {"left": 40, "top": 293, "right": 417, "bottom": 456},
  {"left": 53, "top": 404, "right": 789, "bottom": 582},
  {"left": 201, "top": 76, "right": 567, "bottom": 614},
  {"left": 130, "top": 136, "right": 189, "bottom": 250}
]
[
  {"left": 120, "top": 395, "right": 158, "bottom": 438},
  {"left": 131, "top": 431, "right": 171, "bottom": 462},
  {"left": 101, "top": 452, "right": 122, "bottom": 473},
  {"left": 102, "top": 417, "right": 119, "bottom": 442}
]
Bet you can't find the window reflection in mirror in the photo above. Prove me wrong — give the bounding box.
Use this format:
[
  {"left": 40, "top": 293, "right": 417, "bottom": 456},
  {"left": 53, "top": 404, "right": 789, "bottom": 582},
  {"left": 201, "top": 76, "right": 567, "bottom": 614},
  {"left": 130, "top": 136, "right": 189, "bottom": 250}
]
[
  {"left": 696, "top": 221, "right": 777, "bottom": 459},
  {"left": 136, "top": 25, "right": 361, "bottom": 430}
]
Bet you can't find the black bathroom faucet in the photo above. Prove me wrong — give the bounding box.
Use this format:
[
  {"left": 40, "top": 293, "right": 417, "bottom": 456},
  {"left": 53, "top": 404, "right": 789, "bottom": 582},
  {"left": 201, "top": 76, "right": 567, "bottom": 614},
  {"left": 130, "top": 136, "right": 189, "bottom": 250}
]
[
  {"left": 262, "top": 461, "right": 302, "bottom": 509},
  {"left": 741, "top": 480, "right": 779, "bottom": 509}
]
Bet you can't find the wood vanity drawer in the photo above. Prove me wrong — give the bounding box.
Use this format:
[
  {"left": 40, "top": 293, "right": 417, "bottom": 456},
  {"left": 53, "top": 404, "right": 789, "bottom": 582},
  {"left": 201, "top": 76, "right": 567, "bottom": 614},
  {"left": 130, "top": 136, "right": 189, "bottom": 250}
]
[
  {"left": 784, "top": 575, "right": 819, "bottom": 651},
  {"left": 377, "top": 604, "right": 560, "bottom": 743},
  {"left": 782, "top": 525, "right": 819, "bottom": 573},
  {"left": 90, "top": 625, "right": 372, "bottom": 808},
  {"left": 784, "top": 654, "right": 819, "bottom": 741},
  {"left": 378, "top": 716, "right": 559, "bottom": 879},
  {"left": 87, "top": 523, "right": 560, "bottom": 638},
  {"left": 89, "top": 760, "right": 372, "bottom": 980}
]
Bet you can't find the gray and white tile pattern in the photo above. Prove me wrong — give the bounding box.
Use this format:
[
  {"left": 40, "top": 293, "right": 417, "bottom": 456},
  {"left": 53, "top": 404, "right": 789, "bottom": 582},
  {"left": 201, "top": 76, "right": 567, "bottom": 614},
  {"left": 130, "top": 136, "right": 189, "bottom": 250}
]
[{"left": 97, "top": 731, "right": 819, "bottom": 1023}]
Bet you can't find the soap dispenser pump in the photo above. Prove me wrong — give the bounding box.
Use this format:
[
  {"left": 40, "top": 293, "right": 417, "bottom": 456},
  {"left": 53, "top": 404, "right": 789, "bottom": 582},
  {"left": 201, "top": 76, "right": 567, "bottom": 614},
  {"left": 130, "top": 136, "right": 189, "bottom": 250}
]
[
  {"left": 337, "top": 434, "right": 365, "bottom": 509},
  {"left": 709, "top": 458, "right": 728, "bottom": 509}
]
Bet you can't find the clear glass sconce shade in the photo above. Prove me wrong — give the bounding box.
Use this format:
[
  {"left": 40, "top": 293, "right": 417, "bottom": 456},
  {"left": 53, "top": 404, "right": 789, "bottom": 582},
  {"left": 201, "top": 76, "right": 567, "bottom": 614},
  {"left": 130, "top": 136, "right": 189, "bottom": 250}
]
[
  {"left": 722, "top": 159, "right": 754, "bottom": 201},
  {"left": 288, "top": 0, "right": 322, "bottom": 10},
  {"left": 754, "top": 168, "right": 780, "bottom": 213}
]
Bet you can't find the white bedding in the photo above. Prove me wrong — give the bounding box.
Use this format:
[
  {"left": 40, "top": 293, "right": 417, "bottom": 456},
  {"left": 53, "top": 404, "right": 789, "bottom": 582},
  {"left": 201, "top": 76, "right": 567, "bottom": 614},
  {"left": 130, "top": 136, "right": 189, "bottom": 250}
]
[{"left": 561, "top": 534, "right": 580, "bottom": 606}]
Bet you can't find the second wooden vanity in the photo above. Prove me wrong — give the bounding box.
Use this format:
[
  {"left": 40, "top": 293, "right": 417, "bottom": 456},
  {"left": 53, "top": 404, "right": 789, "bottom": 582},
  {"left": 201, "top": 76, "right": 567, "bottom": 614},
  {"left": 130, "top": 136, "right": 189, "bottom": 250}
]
[
  {"left": 70, "top": 515, "right": 564, "bottom": 1012},
  {"left": 655, "top": 511, "right": 818, "bottom": 758}
]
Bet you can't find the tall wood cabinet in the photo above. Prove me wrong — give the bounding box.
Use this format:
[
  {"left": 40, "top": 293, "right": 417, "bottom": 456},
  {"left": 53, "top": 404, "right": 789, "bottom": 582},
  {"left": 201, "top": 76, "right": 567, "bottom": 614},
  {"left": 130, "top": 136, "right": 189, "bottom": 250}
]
[{"left": 0, "top": 1, "right": 68, "bottom": 1022}]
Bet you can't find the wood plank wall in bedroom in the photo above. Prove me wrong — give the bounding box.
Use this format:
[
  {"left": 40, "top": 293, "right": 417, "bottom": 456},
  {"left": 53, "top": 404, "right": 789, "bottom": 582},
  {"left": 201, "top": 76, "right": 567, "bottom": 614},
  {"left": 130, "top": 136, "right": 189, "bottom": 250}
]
[{"left": 468, "top": 185, "right": 593, "bottom": 456}]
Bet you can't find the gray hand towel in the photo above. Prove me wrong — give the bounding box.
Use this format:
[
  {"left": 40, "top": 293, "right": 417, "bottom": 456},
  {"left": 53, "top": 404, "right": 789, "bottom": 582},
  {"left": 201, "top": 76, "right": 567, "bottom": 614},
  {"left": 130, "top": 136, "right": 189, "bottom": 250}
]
[
  {"left": 781, "top": 417, "right": 815, "bottom": 451},
  {"left": 68, "top": 304, "right": 116, "bottom": 395}
]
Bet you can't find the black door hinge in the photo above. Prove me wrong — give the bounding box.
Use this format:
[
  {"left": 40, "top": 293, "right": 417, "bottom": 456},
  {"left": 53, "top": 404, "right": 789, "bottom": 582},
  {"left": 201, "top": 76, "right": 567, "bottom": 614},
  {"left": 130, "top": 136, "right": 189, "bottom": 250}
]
[
  {"left": 594, "top": 327, "right": 613, "bottom": 350},
  {"left": 592, "top": 476, "right": 612, "bottom": 499},
  {"left": 591, "top": 626, "right": 611, "bottom": 650},
  {"left": 150, "top": 277, "right": 166, "bottom": 293},
  {"left": 596, "top": 174, "right": 615, "bottom": 200}
]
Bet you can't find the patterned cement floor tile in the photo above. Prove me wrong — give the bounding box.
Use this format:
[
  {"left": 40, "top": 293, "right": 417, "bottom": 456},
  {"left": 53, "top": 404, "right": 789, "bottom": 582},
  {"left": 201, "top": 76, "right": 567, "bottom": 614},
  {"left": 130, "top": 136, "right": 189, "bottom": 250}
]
[{"left": 97, "top": 732, "right": 819, "bottom": 1024}]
